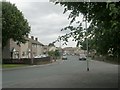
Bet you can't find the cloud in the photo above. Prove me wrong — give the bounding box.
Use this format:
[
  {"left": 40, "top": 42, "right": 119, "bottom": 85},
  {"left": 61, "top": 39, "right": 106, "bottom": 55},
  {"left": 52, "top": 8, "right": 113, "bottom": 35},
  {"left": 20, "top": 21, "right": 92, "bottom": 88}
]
[{"left": 7, "top": 1, "right": 77, "bottom": 47}]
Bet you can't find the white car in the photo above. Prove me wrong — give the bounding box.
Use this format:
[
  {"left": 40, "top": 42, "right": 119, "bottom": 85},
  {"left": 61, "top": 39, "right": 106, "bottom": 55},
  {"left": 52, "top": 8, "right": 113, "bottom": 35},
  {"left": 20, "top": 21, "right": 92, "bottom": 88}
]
[
  {"left": 62, "top": 55, "right": 67, "bottom": 60},
  {"left": 79, "top": 54, "right": 86, "bottom": 60},
  {"left": 34, "top": 54, "right": 47, "bottom": 58},
  {"left": 34, "top": 55, "right": 42, "bottom": 58}
]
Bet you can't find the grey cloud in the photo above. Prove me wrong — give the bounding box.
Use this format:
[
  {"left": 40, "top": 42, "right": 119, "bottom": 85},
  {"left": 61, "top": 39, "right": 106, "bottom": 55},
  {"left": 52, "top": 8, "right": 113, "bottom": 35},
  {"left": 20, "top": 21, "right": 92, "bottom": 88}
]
[
  {"left": 10, "top": 1, "right": 76, "bottom": 47},
  {"left": 21, "top": 2, "right": 65, "bottom": 20}
]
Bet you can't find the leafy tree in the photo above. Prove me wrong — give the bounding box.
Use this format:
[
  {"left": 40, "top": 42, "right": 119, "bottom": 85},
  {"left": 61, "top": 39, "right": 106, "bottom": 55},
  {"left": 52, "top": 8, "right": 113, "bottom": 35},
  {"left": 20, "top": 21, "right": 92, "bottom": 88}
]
[
  {"left": 52, "top": 1, "right": 120, "bottom": 58},
  {"left": 2, "top": 1, "right": 30, "bottom": 48},
  {"left": 48, "top": 50, "right": 60, "bottom": 59},
  {"left": 48, "top": 51, "right": 55, "bottom": 57},
  {"left": 48, "top": 43, "right": 55, "bottom": 47},
  {"left": 54, "top": 50, "right": 60, "bottom": 57}
]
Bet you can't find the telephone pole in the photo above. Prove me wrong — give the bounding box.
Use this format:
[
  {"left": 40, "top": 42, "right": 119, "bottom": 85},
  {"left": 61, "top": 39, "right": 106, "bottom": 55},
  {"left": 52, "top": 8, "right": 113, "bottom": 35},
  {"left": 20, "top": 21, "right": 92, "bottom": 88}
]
[
  {"left": 85, "top": 0, "right": 90, "bottom": 71},
  {"left": 85, "top": 17, "right": 89, "bottom": 71}
]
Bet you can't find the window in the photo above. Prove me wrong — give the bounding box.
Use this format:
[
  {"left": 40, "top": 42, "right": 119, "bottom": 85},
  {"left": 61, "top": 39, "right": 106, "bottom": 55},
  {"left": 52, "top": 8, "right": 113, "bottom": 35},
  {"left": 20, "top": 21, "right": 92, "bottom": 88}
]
[
  {"left": 11, "top": 52, "right": 13, "bottom": 58},
  {"left": 22, "top": 52, "right": 25, "bottom": 56}
]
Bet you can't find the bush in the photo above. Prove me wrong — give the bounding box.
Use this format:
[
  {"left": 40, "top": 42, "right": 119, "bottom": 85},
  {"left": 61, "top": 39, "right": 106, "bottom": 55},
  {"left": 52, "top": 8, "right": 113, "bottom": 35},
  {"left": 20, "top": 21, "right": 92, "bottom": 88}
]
[{"left": 48, "top": 50, "right": 60, "bottom": 59}]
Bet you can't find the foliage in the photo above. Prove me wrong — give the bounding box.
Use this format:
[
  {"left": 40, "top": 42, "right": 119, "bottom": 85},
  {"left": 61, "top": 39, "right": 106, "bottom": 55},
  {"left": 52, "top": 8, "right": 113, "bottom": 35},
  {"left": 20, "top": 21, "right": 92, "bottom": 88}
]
[
  {"left": 48, "top": 50, "right": 60, "bottom": 58},
  {"left": 2, "top": 1, "right": 30, "bottom": 48},
  {"left": 54, "top": 50, "right": 60, "bottom": 57},
  {"left": 48, "top": 43, "right": 55, "bottom": 47},
  {"left": 52, "top": 2, "right": 120, "bottom": 58},
  {"left": 48, "top": 51, "right": 54, "bottom": 57}
]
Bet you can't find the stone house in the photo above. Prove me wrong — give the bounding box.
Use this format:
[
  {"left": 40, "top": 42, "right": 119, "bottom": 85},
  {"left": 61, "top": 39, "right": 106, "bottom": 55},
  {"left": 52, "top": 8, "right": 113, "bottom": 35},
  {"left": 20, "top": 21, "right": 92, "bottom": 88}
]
[
  {"left": 20, "top": 36, "right": 44, "bottom": 58},
  {"left": 48, "top": 43, "right": 57, "bottom": 52},
  {"left": 2, "top": 39, "right": 21, "bottom": 59},
  {"left": 2, "top": 36, "right": 44, "bottom": 59}
]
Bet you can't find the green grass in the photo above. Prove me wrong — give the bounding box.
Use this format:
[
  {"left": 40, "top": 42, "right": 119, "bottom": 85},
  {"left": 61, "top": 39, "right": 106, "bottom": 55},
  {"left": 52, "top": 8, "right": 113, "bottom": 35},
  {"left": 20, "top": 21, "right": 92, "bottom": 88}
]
[
  {"left": 2, "top": 61, "right": 53, "bottom": 68},
  {"left": 2, "top": 64, "right": 30, "bottom": 68}
]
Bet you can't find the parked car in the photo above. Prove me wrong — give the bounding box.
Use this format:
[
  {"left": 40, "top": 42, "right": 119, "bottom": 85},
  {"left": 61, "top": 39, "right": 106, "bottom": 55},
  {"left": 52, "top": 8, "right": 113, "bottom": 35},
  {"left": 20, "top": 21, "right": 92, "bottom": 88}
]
[
  {"left": 34, "top": 54, "right": 47, "bottom": 58},
  {"left": 34, "top": 56, "right": 40, "bottom": 58},
  {"left": 62, "top": 55, "right": 67, "bottom": 60},
  {"left": 79, "top": 54, "right": 86, "bottom": 60},
  {"left": 41, "top": 54, "right": 47, "bottom": 57}
]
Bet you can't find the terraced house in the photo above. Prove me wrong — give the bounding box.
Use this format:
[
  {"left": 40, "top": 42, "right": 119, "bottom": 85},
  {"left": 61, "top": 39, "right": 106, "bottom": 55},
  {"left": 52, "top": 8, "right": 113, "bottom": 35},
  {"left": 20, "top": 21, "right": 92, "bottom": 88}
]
[{"left": 2, "top": 36, "right": 44, "bottom": 59}]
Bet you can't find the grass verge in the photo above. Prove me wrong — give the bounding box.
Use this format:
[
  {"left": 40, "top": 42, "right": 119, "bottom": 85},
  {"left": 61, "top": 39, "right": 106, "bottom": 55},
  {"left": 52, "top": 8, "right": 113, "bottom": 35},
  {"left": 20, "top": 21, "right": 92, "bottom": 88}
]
[
  {"left": 2, "top": 60, "right": 55, "bottom": 68},
  {"left": 2, "top": 64, "right": 30, "bottom": 68}
]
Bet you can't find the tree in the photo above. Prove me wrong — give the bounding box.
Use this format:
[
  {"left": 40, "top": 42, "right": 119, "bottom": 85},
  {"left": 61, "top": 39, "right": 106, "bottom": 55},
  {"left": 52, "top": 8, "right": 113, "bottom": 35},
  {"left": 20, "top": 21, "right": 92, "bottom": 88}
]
[
  {"left": 2, "top": 1, "right": 30, "bottom": 48},
  {"left": 48, "top": 43, "right": 55, "bottom": 47},
  {"left": 52, "top": 1, "right": 120, "bottom": 58},
  {"left": 48, "top": 51, "right": 55, "bottom": 57},
  {"left": 54, "top": 50, "right": 60, "bottom": 57},
  {"left": 48, "top": 50, "right": 60, "bottom": 59}
]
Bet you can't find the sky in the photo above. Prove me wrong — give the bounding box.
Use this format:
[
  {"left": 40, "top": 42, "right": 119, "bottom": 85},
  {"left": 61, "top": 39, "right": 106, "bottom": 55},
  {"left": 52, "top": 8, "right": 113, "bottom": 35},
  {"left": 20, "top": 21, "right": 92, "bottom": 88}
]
[{"left": 6, "top": 0, "right": 79, "bottom": 48}]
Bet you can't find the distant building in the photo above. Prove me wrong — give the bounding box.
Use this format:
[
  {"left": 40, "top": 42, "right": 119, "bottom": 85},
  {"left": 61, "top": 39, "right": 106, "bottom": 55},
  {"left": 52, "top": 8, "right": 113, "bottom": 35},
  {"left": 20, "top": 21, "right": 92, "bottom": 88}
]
[
  {"left": 63, "top": 47, "right": 75, "bottom": 55},
  {"left": 47, "top": 43, "right": 56, "bottom": 51},
  {"left": 43, "top": 45, "right": 49, "bottom": 54},
  {"left": 43, "top": 43, "right": 59, "bottom": 54},
  {"left": 63, "top": 47, "right": 86, "bottom": 55}
]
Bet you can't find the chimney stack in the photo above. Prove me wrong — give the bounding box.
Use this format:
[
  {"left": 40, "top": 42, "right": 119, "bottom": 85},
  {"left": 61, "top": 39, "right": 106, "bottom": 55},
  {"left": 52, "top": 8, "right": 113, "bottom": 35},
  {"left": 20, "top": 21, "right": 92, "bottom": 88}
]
[
  {"left": 31, "top": 36, "right": 34, "bottom": 40},
  {"left": 35, "top": 38, "right": 38, "bottom": 41}
]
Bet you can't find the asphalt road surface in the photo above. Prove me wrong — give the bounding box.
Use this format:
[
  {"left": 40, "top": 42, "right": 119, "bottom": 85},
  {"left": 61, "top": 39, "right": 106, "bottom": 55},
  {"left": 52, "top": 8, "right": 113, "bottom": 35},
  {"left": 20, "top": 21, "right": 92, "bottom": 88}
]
[{"left": 2, "top": 55, "right": 118, "bottom": 88}]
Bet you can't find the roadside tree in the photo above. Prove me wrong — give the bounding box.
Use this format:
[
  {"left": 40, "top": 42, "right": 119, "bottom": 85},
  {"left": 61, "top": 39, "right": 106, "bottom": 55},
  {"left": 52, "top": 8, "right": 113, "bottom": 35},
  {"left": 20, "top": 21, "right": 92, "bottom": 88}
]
[
  {"left": 52, "top": 1, "right": 120, "bottom": 58},
  {"left": 2, "top": 1, "right": 30, "bottom": 48}
]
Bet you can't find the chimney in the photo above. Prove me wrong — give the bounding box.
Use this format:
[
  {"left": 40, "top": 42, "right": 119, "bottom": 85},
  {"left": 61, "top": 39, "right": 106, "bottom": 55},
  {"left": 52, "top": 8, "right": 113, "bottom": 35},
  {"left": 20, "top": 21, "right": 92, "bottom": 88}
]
[
  {"left": 35, "top": 38, "right": 38, "bottom": 41},
  {"left": 31, "top": 36, "right": 34, "bottom": 40}
]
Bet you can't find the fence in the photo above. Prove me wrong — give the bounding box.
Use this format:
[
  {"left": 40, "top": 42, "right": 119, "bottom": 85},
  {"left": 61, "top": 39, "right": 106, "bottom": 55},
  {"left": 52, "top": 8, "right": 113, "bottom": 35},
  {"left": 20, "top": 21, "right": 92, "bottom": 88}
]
[{"left": 2, "top": 57, "right": 51, "bottom": 65}]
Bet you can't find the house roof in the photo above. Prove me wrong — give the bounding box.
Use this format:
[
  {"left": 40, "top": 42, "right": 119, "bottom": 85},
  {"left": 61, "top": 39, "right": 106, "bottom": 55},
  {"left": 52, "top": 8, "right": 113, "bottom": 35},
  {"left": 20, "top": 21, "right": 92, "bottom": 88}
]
[
  {"left": 48, "top": 43, "right": 55, "bottom": 47},
  {"left": 25, "top": 37, "right": 44, "bottom": 46}
]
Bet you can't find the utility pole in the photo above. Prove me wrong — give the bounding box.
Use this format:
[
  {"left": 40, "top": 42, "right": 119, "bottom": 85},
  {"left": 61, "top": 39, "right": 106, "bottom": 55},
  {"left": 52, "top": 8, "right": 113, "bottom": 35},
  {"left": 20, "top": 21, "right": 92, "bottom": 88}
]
[
  {"left": 85, "top": 17, "right": 89, "bottom": 71},
  {"left": 85, "top": 0, "right": 90, "bottom": 71}
]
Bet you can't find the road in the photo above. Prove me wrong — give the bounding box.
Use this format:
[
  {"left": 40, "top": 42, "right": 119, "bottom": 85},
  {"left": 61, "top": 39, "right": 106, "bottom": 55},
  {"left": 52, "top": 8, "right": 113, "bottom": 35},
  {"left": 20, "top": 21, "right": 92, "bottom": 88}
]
[{"left": 2, "top": 55, "right": 118, "bottom": 88}]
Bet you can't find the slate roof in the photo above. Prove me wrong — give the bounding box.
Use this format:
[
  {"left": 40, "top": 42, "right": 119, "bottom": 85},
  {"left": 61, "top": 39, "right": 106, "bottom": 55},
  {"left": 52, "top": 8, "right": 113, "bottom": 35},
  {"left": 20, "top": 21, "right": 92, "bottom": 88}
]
[{"left": 25, "top": 37, "right": 44, "bottom": 46}]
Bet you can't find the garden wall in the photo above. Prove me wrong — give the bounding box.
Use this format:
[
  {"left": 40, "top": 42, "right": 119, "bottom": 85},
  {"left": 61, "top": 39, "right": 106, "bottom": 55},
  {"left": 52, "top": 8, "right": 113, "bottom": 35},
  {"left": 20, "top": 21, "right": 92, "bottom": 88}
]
[{"left": 2, "top": 57, "right": 51, "bottom": 65}]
